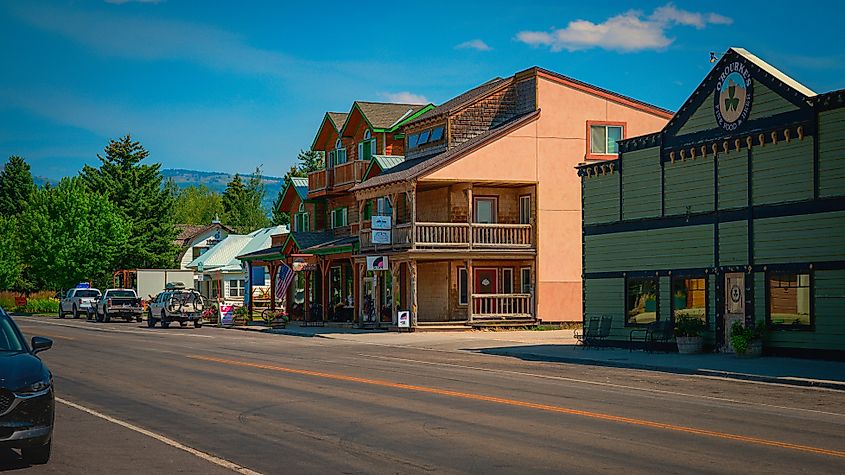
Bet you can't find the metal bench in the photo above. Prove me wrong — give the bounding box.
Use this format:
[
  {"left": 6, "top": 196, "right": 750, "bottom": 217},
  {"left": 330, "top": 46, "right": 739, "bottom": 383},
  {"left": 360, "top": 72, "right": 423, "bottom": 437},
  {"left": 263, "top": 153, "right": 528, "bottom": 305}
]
[{"left": 575, "top": 316, "right": 612, "bottom": 348}]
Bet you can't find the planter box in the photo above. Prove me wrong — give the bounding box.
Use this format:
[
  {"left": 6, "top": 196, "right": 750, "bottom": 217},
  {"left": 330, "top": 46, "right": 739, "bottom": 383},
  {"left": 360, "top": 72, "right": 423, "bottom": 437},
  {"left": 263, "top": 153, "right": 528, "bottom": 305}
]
[
  {"left": 676, "top": 336, "right": 703, "bottom": 354},
  {"left": 736, "top": 339, "right": 763, "bottom": 358}
]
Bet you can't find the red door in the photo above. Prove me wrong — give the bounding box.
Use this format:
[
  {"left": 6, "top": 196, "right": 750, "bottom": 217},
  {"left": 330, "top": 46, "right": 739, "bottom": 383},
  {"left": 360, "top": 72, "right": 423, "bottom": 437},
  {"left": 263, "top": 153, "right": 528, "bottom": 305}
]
[{"left": 474, "top": 269, "right": 498, "bottom": 314}]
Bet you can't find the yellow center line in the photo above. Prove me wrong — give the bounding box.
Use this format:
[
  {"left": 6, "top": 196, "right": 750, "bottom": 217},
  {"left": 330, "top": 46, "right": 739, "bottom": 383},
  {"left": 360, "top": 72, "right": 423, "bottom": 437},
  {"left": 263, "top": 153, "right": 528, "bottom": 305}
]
[{"left": 189, "top": 354, "right": 845, "bottom": 459}]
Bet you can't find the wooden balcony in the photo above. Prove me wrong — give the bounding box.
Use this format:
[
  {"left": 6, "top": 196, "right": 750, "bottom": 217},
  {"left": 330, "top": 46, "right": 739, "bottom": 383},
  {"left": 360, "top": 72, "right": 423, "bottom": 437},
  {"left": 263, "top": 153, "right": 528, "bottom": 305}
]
[
  {"left": 308, "top": 169, "right": 328, "bottom": 192},
  {"left": 332, "top": 160, "right": 369, "bottom": 188},
  {"left": 471, "top": 293, "right": 533, "bottom": 322},
  {"left": 360, "top": 222, "right": 533, "bottom": 251}
]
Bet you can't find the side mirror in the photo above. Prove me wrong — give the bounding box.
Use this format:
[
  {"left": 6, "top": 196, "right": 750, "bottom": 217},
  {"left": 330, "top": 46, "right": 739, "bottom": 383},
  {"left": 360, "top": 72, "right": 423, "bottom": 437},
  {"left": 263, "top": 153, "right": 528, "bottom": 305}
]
[{"left": 31, "top": 336, "right": 53, "bottom": 354}]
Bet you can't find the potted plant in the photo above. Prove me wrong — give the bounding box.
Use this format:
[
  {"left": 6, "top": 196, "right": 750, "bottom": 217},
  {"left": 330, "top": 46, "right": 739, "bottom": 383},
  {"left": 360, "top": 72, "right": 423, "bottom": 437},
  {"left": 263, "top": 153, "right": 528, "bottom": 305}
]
[
  {"left": 232, "top": 306, "right": 250, "bottom": 326},
  {"left": 730, "top": 320, "right": 766, "bottom": 357},
  {"left": 674, "top": 315, "right": 706, "bottom": 354}
]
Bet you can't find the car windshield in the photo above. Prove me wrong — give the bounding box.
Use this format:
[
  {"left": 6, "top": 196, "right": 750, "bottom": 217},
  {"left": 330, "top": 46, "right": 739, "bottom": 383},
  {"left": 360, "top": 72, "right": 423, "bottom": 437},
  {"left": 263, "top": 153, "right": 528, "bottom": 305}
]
[
  {"left": 108, "top": 290, "right": 135, "bottom": 298},
  {"left": 0, "top": 315, "right": 26, "bottom": 353},
  {"left": 76, "top": 290, "right": 100, "bottom": 298}
]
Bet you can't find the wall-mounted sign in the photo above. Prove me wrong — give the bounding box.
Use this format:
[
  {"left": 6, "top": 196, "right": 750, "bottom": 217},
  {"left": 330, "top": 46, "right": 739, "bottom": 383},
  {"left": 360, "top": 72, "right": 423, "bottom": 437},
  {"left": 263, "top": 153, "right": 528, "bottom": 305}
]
[
  {"left": 372, "top": 215, "right": 392, "bottom": 230},
  {"left": 366, "top": 255, "right": 388, "bottom": 271},
  {"left": 292, "top": 258, "right": 308, "bottom": 272},
  {"left": 397, "top": 310, "right": 410, "bottom": 328},
  {"left": 714, "top": 61, "right": 753, "bottom": 132},
  {"left": 371, "top": 230, "right": 391, "bottom": 245}
]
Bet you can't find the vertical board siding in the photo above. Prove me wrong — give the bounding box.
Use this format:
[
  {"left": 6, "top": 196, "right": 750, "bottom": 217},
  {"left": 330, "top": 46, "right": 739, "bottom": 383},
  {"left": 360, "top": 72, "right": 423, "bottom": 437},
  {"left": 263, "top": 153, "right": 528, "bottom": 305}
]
[
  {"left": 752, "top": 138, "right": 814, "bottom": 205},
  {"left": 819, "top": 108, "right": 845, "bottom": 198},
  {"left": 753, "top": 211, "right": 845, "bottom": 264},
  {"left": 707, "top": 274, "right": 717, "bottom": 345},
  {"left": 717, "top": 149, "right": 748, "bottom": 209},
  {"left": 677, "top": 91, "right": 717, "bottom": 135},
  {"left": 747, "top": 83, "right": 799, "bottom": 121},
  {"left": 664, "top": 157, "right": 715, "bottom": 215},
  {"left": 585, "top": 225, "right": 714, "bottom": 273},
  {"left": 719, "top": 221, "right": 748, "bottom": 266},
  {"left": 621, "top": 147, "right": 661, "bottom": 220},
  {"left": 584, "top": 278, "right": 627, "bottom": 340},
  {"left": 584, "top": 173, "right": 620, "bottom": 224}
]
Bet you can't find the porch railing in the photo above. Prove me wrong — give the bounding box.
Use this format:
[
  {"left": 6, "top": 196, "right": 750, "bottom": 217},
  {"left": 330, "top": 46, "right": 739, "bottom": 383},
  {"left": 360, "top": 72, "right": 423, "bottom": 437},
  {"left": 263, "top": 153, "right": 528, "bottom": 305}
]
[
  {"left": 308, "top": 169, "right": 327, "bottom": 191},
  {"left": 415, "top": 222, "right": 470, "bottom": 247},
  {"left": 333, "top": 160, "right": 368, "bottom": 187},
  {"left": 414, "top": 222, "right": 532, "bottom": 249},
  {"left": 471, "top": 293, "right": 532, "bottom": 318},
  {"left": 360, "top": 222, "right": 414, "bottom": 250},
  {"left": 471, "top": 223, "right": 533, "bottom": 248}
]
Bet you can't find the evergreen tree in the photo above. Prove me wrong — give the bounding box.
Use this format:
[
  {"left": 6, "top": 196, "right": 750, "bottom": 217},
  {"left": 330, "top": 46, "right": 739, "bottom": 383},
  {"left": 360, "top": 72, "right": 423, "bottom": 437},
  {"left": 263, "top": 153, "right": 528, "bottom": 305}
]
[
  {"left": 0, "top": 156, "right": 37, "bottom": 217},
  {"left": 223, "top": 169, "right": 270, "bottom": 233},
  {"left": 18, "top": 178, "right": 130, "bottom": 290},
  {"left": 80, "top": 135, "right": 178, "bottom": 269},
  {"left": 271, "top": 150, "right": 323, "bottom": 226},
  {"left": 173, "top": 185, "right": 224, "bottom": 225}
]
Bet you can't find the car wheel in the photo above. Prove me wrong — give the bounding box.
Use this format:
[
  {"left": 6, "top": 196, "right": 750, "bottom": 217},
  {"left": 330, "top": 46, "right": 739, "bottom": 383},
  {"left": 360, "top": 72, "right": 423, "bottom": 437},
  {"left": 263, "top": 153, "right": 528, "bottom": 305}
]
[
  {"left": 72, "top": 305, "right": 79, "bottom": 319},
  {"left": 194, "top": 320, "right": 203, "bottom": 328},
  {"left": 136, "top": 315, "right": 143, "bottom": 323},
  {"left": 21, "top": 439, "right": 51, "bottom": 464},
  {"left": 179, "top": 320, "right": 188, "bottom": 327},
  {"left": 160, "top": 312, "right": 170, "bottom": 329},
  {"left": 58, "top": 307, "right": 65, "bottom": 319}
]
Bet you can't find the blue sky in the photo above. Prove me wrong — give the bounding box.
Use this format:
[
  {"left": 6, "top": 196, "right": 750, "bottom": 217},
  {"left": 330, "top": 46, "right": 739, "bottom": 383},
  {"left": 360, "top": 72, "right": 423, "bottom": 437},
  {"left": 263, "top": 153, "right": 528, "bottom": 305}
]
[{"left": 1, "top": 0, "right": 843, "bottom": 180}]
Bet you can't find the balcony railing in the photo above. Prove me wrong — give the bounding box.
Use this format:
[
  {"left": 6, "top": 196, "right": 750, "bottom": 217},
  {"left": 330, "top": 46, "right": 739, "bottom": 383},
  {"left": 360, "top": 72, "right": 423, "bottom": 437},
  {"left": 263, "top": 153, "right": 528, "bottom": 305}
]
[
  {"left": 308, "top": 169, "right": 328, "bottom": 192},
  {"left": 333, "top": 160, "right": 369, "bottom": 187},
  {"left": 472, "top": 294, "right": 532, "bottom": 318},
  {"left": 360, "top": 222, "right": 414, "bottom": 249},
  {"left": 414, "top": 222, "right": 532, "bottom": 249}
]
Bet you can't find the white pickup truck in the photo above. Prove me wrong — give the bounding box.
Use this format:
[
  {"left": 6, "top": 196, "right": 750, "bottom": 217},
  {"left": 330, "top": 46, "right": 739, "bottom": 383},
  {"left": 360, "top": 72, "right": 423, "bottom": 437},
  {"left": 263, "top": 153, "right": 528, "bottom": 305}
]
[
  {"left": 93, "top": 289, "right": 144, "bottom": 323},
  {"left": 59, "top": 288, "right": 101, "bottom": 319}
]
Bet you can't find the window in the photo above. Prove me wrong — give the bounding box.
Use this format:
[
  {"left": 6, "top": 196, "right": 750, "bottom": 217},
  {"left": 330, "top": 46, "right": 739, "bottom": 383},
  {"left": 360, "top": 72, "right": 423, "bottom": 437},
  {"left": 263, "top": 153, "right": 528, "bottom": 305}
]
[
  {"left": 294, "top": 212, "right": 310, "bottom": 232},
  {"left": 358, "top": 131, "right": 376, "bottom": 161},
  {"left": 364, "top": 130, "right": 371, "bottom": 140},
  {"left": 767, "top": 272, "right": 812, "bottom": 328},
  {"left": 626, "top": 277, "right": 657, "bottom": 325},
  {"left": 331, "top": 207, "right": 348, "bottom": 228},
  {"left": 672, "top": 276, "right": 707, "bottom": 323},
  {"left": 430, "top": 126, "right": 444, "bottom": 142},
  {"left": 519, "top": 195, "right": 531, "bottom": 225},
  {"left": 474, "top": 197, "right": 497, "bottom": 224},
  {"left": 377, "top": 197, "right": 392, "bottom": 217},
  {"left": 334, "top": 139, "right": 347, "bottom": 165},
  {"left": 520, "top": 267, "right": 531, "bottom": 294},
  {"left": 192, "top": 246, "right": 209, "bottom": 260},
  {"left": 502, "top": 268, "right": 514, "bottom": 294},
  {"left": 409, "top": 126, "right": 444, "bottom": 150},
  {"left": 408, "top": 133, "right": 420, "bottom": 149},
  {"left": 418, "top": 129, "right": 431, "bottom": 145},
  {"left": 458, "top": 268, "right": 468, "bottom": 305},
  {"left": 589, "top": 124, "right": 624, "bottom": 155},
  {"left": 228, "top": 280, "right": 244, "bottom": 298}
]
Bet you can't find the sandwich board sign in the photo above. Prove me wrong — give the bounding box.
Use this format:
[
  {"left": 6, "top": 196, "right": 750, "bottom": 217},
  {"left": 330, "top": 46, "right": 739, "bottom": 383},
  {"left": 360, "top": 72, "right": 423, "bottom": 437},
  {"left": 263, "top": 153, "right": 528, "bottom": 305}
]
[
  {"left": 219, "top": 304, "right": 236, "bottom": 327},
  {"left": 366, "top": 256, "right": 388, "bottom": 271},
  {"left": 397, "top": 310, "right": 410, "bottom": 328}
]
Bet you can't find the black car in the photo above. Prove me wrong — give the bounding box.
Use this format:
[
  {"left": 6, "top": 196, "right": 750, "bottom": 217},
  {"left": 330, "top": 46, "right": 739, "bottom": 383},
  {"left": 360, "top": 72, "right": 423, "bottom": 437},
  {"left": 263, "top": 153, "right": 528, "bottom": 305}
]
[{"left": 0, "top": 308, "right": 54, "bottom": 464}]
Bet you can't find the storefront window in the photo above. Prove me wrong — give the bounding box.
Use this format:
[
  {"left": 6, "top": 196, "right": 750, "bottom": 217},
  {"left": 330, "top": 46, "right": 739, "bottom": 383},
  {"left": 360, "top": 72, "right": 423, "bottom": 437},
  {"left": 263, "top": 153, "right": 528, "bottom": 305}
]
[
  {"left": 330, "top": 267, "right": 342, "bottom": 306},
  {"left": 672, "top": 276, "right": 706, "bottom": 323},
  {"left": 627, "top": 278, "right": 657, "bottom": 325},
  {"left": 767, "top": 272, "right": 812, "bottom": 328}
]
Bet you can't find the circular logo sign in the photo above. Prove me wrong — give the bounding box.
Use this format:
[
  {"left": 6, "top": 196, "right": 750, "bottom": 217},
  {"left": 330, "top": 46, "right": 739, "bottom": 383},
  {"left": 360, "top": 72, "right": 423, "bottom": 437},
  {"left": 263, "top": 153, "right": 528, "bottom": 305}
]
[
  {"left": 714, "top": 61, "right": 753, "bottom": 132},
  {"left": 730, "top": 285, "right": 742, "bottom": 303}
]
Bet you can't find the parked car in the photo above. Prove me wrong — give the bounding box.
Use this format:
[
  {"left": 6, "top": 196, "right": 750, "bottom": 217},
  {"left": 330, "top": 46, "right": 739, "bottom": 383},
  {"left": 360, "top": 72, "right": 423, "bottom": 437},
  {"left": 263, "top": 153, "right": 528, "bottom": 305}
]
[
  {"left": 146, "top": 284, "right": 206, "bottom": 329},
  {"left": 0, "top": 307, "right": 54, "bottom": 464},
  {"left": 92, "top": 289, "right": 143, "bottom": 323},
  {"left": 59, "top": 288, "right": 101, "bottom": 319}
]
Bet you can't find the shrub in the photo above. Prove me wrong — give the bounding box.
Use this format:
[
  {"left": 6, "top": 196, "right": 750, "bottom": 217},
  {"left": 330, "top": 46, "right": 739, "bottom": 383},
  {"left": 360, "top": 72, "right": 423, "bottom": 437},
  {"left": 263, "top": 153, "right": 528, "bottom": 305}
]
[
  {"left": 730, "top": 320, "right": 766, "bottom": 354},
  {"left": 0, "top": 292, "right": 15, "bottom": 311},
  {"left": 21, "top": 297, "right": 60, "bottom": 315},
  {"left": 674, "top": 315, "right": 707, "bottom": 337}
]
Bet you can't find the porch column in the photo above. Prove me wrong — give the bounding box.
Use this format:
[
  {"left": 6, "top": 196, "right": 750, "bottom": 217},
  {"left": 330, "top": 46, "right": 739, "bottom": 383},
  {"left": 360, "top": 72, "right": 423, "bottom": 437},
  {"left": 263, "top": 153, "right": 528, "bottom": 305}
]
[
  {"left": 320, "top": 259, "right": 329, "bottom": 322},
  {"left": 357, "top": 263, "right": 364, "bottom": 323},
  {"left": 390, "top": 261, "right": 399, "bottom": 325},
  {"left": 410, "top": 183, "right": 417, "bottom": 250},
  {"left": 467, "top": 259, "right": 474, "bottom": 323},
  {"left": 389, "top": 193, "right": 398, "bottom": 246},
  {"left": 304, "top": 269, "right": 311, "bottom": 321},
  {"left": 357, "top": 200, "right": 365, "bottom": 247},
  {"left": 353, "top": 260, "right": 359, "bottom": 324},
  {"left": 269, "top": 263, "right": 277, "bottom": 314},
  {"left": 247, "top": 261, "right": 254, "bottom": 318},
  {"left": 466, "top": 185, "right": 473, "bottom": 249},
  {"left": 409, "top": 259, "right": 418, "bottom": 327}
]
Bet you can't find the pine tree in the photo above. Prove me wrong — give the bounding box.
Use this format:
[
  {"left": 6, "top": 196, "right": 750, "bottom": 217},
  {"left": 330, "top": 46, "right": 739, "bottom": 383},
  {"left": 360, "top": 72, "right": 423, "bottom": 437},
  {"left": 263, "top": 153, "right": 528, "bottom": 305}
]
[
  {"left": 222, "top": 169, "right": 270, "bottom": 233},
  {"left": 79, "top": 134, "right": 178, "bottom": 270},
  {"left": 0, "top": 156, "right": 37, "bottom": 217}
]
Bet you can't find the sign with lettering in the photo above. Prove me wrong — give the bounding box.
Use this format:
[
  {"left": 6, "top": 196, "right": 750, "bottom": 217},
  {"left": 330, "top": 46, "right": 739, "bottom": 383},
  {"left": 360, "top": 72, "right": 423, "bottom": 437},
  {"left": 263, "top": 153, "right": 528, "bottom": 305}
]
[
  {"left": 397, "top": 310, "right": 410, "bottom": 328},
  {"left": 371, "top": 215, "right": 392, "bottom": 230},
  {"left": 371, "top": 230, "right": 391, "bottom": 245},
  {"left": 366, "top": 256, "right": 388, "bottom": 271},
  {"left": 714, "top": 61, "right": 753, "bottom": 132},
  {"left": 219, "top": 304, "right": 236, "bottom": 326}
]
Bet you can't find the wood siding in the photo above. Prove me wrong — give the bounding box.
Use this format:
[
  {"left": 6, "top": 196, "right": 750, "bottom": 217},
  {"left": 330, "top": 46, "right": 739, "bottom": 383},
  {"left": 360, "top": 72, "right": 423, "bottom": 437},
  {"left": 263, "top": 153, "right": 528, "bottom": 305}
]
[
  {"left": 664, "top": 157, "right": 714, "bottom": 215},
  {"left": 676, "top": 91, "right": 716, "bottom": 136},
  {"left": 583, "top": 173, "right": 620, "bottom": 224},
  {"left": 747, "top": 83, "right": 798, "bottom": 121},
  {"left": 819, "top": 108, "right": 845, "bottom": 198},
  {"left": 753, "top": 211, "right": 845, "bottom": 264},
  {"left": 585, "top": 225, "right": 714, "bottom": 273},
  {"left": 752, "top": 138, "right": 814, "bottom": 205},
  {"left": 718, "top": 221, "right": 748, "bottom": 266},
  {"left": 717, "top": 148, "right": 748, "bottom": 209},
  {"left": 621, "top": 147, "right": 661, "bottom": 220}
]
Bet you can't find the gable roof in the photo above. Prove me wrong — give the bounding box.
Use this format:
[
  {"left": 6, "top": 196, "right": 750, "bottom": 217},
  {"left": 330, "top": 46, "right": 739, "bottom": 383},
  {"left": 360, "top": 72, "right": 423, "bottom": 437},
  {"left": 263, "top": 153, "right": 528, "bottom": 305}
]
[
  {"left": 311, "top": 111, "right": 347, "bottom": 150},
  {"left": 277, "top": 176, "right": 312, "bottom": 212},
  {"left": 173, "top": 223, "right": 233, "bottom": 248},
  {"left": 731, "top": 48, "right": 816, "bottom": 98},
  {"left": 188, "top": 225, "right": 288, "bottom": 272},
  {"left": 340, "top": 102, "right": 432, "bottom": 135},
  {"left": 327, "top": 112, "right": 349, "bottom": 130},
  {"left": 413, "top": 77, "right": 510, "bottom": 124},
  {"left": 364, "top": 155, "right": 405, "bottom": 181}
]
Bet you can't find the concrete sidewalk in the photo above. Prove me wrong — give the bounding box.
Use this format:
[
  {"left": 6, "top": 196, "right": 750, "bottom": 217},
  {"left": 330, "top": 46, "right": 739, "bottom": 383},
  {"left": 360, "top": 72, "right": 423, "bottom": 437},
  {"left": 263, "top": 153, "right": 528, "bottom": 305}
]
[{"left": 226, "top": 323, "right": 845, "bottom": 391}]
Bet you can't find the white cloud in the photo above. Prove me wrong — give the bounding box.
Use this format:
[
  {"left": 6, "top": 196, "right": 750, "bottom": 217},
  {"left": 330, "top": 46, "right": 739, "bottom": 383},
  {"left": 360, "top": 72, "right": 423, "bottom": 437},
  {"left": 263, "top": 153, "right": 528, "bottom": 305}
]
[
  {"left": 380, "top": 92, "right": 429, "bottom": 104},
  {"left": 516, "top": 3, "right": 733, "bottom": 53},
  {"left": 455, "top": 39, "right": 492, "bottom": 51}
]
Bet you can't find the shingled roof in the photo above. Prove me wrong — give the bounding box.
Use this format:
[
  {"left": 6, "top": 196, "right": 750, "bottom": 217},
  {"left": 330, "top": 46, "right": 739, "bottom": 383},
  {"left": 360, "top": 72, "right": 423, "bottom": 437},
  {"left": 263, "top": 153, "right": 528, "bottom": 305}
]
[
  {"left": 345, "top": 102, "right": 430, "bottom": 132},
  {"left": 327, "top": 112, "right": 348, "bottom": 131},
  {"left": 412, "top": 77, "right": 510, "bottom": 124}
]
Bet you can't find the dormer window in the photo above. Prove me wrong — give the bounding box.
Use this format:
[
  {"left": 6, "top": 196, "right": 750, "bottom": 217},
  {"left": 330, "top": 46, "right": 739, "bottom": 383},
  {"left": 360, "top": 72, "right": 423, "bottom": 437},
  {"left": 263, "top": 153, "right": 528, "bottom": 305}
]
[
  {"left": 364, "top": 130, "right": 371, "bottom": 140},
  {"left": 359, "top": 129, "right": 376, "bottom": 161},
  {"left": 329, "top": 138, "right": 347, "bottom": 166},
  {"left": 408, "top": 125, "right": 445, "bottom": 150}
]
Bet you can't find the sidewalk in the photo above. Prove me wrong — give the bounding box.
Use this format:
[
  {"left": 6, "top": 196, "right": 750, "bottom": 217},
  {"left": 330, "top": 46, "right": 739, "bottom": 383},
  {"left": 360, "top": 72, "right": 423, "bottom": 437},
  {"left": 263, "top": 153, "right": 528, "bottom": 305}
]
[{"left": 226, "top": 324, "right": 845, "bottom": 391}]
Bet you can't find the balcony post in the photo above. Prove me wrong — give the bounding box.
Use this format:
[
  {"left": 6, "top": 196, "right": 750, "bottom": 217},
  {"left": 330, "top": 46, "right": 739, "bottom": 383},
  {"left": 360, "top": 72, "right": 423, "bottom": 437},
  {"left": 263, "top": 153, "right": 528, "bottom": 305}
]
[
  {"left": 410, "top": 259, "right": 418, "bottom": 327},
  {"left": 357, "top": 199, "right": 364, "bottom": 249},
  {"left": 390, "top": 261, "right": 399, "bottom": 325},
  {"left": 467, "top": 258, "right": 473, "bottom": 324},
  {"left": 466, "top": 185, "right": 473, "bottom": 249},
  {"left": 409, "top": 183, "right": 417, "bottom": 250}
]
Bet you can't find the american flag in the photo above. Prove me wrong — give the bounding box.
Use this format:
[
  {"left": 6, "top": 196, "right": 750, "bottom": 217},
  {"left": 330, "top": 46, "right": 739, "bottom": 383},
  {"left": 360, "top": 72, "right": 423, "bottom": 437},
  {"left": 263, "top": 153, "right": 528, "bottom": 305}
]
[{"left": 275, "top": 263, "right": 294, "bottom": 303}]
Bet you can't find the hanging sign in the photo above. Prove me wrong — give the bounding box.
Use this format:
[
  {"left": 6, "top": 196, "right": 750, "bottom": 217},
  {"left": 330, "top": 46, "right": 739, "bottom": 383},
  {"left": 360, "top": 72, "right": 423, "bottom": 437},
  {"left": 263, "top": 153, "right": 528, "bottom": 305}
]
[
  {"left": 371, "top": 230, "right": 391, "bottom": 245},
  {"left": 372, "top": 215, "right": 392, "bottom": 230},
  {"left": 366, "top": 256, "right": 388, "bottom": 271},
  {"left": 397, "top": 310, "right": 410, "bottom": 328}
]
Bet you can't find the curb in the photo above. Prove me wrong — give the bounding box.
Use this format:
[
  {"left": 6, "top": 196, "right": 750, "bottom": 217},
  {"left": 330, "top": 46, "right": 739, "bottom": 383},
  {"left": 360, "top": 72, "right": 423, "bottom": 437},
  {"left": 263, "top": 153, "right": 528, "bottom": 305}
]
[
  {"left": 223, "top": 325, "right": 336, "bottom": 339},
  {"left": 486, "top": 349, "right": 845, "bottom": 391}
]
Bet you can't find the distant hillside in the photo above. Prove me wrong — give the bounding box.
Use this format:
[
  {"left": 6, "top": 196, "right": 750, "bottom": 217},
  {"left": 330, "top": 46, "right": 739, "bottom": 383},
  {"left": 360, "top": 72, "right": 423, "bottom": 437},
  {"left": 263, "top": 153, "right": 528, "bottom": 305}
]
[{"left": 162, "top": 168, "right": 285, "bottom": 209}]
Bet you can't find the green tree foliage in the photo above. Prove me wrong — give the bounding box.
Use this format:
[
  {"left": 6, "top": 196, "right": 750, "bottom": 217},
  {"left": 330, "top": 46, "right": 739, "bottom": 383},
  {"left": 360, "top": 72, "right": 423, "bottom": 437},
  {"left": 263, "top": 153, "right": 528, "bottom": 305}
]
[
  {"left": 173, "top": 185, "right": 224, "bottom": 225},
  {"left": 0, "top": 156, "right": 37, "bottom": 217},
  {"left": 80, "top": 134, "right": 178, "bottom": 269},
  {"left": 271, "top": 150, "right": 323, "bottom": 226},
  {"left": 0, "top": 215, "right": 22, "bottom": 290},
  {"left": 17, "top": 178, "right": 130, "bottom": 291},
  {"left": 223, "top": 168, "right": 270, "bottom": 233}
]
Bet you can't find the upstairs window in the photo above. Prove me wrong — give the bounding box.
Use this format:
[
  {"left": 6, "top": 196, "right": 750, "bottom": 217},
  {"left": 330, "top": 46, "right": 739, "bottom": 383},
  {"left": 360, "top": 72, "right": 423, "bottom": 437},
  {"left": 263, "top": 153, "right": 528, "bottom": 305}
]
[
  {"left": 334, "top": 139, "right": 347, "bottom": 165},
  {"left": 430, "top": 126, "right": 444, "bottom": 142},
  {"left": 377, "top": 197, "right": 392, "bottom": 217},
  {"left": 408, "top": 125, "right": 445, "bottom": 150},
  {"left": 418, "top": 129, "right": 431, "bottom": 146},
  {"left": 589, "top": 124, "right": 624, "bottom": 155},
  {"left": 358, "top": 130, "right": 376, "bottom": 161},
  {"left": 331, "top": 207, "right": 348, "bottom": 228},
  {"left": 294, "top": 212, "right": 309, "bottom": 232},
  {"left": 408, "top": 133, "right": 420, "bottom": 149}
]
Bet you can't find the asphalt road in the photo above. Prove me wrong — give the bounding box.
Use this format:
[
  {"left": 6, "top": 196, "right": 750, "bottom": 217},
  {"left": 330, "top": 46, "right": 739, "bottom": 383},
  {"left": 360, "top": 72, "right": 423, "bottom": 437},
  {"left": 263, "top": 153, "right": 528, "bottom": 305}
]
[{"left": 6, "top": 315, "right": 845, "bottom": 474}]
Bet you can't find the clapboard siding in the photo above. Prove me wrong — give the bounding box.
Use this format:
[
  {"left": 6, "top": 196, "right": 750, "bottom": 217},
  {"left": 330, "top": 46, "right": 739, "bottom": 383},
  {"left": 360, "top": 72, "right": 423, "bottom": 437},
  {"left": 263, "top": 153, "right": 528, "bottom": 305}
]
[
  {"left": 747, "top": 83, "right": 798, "bottom": 121},
  {"left": 752, "top": 138, "right": 814, "bottom": 205},
  {"left": 583, "top": 173, "right": 620, "bottom": 224},
  {"left": 754, "top": 211, "right": 845, "bottom": 263},
  {"left": 719, "top": 221, "right": 748, "bottom": 266},
  {"left": 717, "top": 148, "right": 748, "bottom": 209},
  {"left": 621, "top": 147, "right": 661, "bottom": 220},
  {"left": 677, "top": 91, "right": 716, "bottom": 135},
  {"left": 664, "top": 157, "right": 714, "bottom": 215},
  {"left": 584, "top": 278, "right": 627, "bottom": 340},
  {"left": 585, "top": 225, "right": 714, "bottom": 273},
  {"left": 819, "top": 108, "right": 845, "bottom": 198}
]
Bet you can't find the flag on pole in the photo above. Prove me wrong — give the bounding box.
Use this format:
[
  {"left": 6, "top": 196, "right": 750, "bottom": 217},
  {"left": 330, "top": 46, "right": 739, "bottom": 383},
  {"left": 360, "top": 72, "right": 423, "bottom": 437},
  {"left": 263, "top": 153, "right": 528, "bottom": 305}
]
[
  {"left": 242, "top": 261, "right": 251, "bottom": 307},
  {"left": 276, "top": 263, "right": 294, "bottom": 304}
]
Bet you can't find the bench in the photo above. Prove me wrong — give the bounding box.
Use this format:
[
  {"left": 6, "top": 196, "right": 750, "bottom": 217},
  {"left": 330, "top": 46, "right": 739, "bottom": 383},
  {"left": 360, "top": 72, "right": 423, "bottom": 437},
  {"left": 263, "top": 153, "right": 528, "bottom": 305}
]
[
  {"left": 575, "top": 316, "right": 612, "bottom": 348},
  {"left": 629, "top": 320, "right": 674, "bottom": 352}
]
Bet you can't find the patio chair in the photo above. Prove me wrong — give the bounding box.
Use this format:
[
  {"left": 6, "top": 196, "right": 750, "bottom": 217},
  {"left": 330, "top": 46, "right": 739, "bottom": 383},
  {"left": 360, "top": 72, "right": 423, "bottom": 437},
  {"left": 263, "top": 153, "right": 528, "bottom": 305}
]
[
  {"left": 574, "top": 317, "right": 600, "bottom": 347},
  {"left": 646, "top": 320, "right": 674, "bottom": 352},
  {"left": 595, "top": 316, "right": 613, "bottom": 347}
]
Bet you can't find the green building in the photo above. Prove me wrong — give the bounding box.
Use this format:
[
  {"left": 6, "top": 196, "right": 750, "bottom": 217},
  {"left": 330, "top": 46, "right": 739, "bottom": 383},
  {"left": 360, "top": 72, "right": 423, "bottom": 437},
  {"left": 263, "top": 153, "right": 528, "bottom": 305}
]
[{"left": 579, "top": 48, "right": 845, "bottom": 359}]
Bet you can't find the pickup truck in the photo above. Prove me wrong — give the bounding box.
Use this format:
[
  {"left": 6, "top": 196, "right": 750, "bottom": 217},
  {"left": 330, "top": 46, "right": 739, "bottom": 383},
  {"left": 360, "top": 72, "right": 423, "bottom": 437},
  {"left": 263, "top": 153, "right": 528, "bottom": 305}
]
[
  {"left": 59, "top": 288, "right": 102, "bottom": 319},
  {"left": 146, "top": 285, "right": 206, "bottom": 329},
  {"left": 93, "top": 289, "right": 143, "bottom": 323}
]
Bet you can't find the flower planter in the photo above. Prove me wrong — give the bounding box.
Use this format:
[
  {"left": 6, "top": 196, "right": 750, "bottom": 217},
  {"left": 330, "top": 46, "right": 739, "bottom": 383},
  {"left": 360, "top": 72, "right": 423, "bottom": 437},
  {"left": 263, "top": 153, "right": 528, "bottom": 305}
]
[
  {"left": 736, "top": 339, "right": 763, "bottom": 358},
  {"left": 676, "top": 336, "right": 703, "bottom": 354}
]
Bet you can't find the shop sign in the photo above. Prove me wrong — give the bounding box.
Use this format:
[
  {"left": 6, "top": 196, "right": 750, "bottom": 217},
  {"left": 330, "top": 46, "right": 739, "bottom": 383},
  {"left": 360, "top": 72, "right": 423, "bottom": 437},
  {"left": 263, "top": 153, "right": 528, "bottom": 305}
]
[
  {"left": 714, "top": 60, "right": 753, "bottom": 132},
  {"left": 219, "top": 304, "right": 236, "bottom": 326},
  {"left": 366, "top": 255, "right": 388, "bottom": 271},
  {"left": 397, "top": 310, "right": 410, "bottom": 328},
  {"left": 372, "top": 215, "right": 392, "bottom": 230},
  {"left": 371, "top": 230, "right": 391, "bottom": 245}
]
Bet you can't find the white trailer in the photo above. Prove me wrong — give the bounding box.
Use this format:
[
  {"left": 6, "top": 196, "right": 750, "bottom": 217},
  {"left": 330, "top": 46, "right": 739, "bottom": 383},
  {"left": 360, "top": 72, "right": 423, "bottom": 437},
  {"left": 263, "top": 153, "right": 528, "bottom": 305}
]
[{"left": 135, "top": 269, "right": 195, "bottom": 303}]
